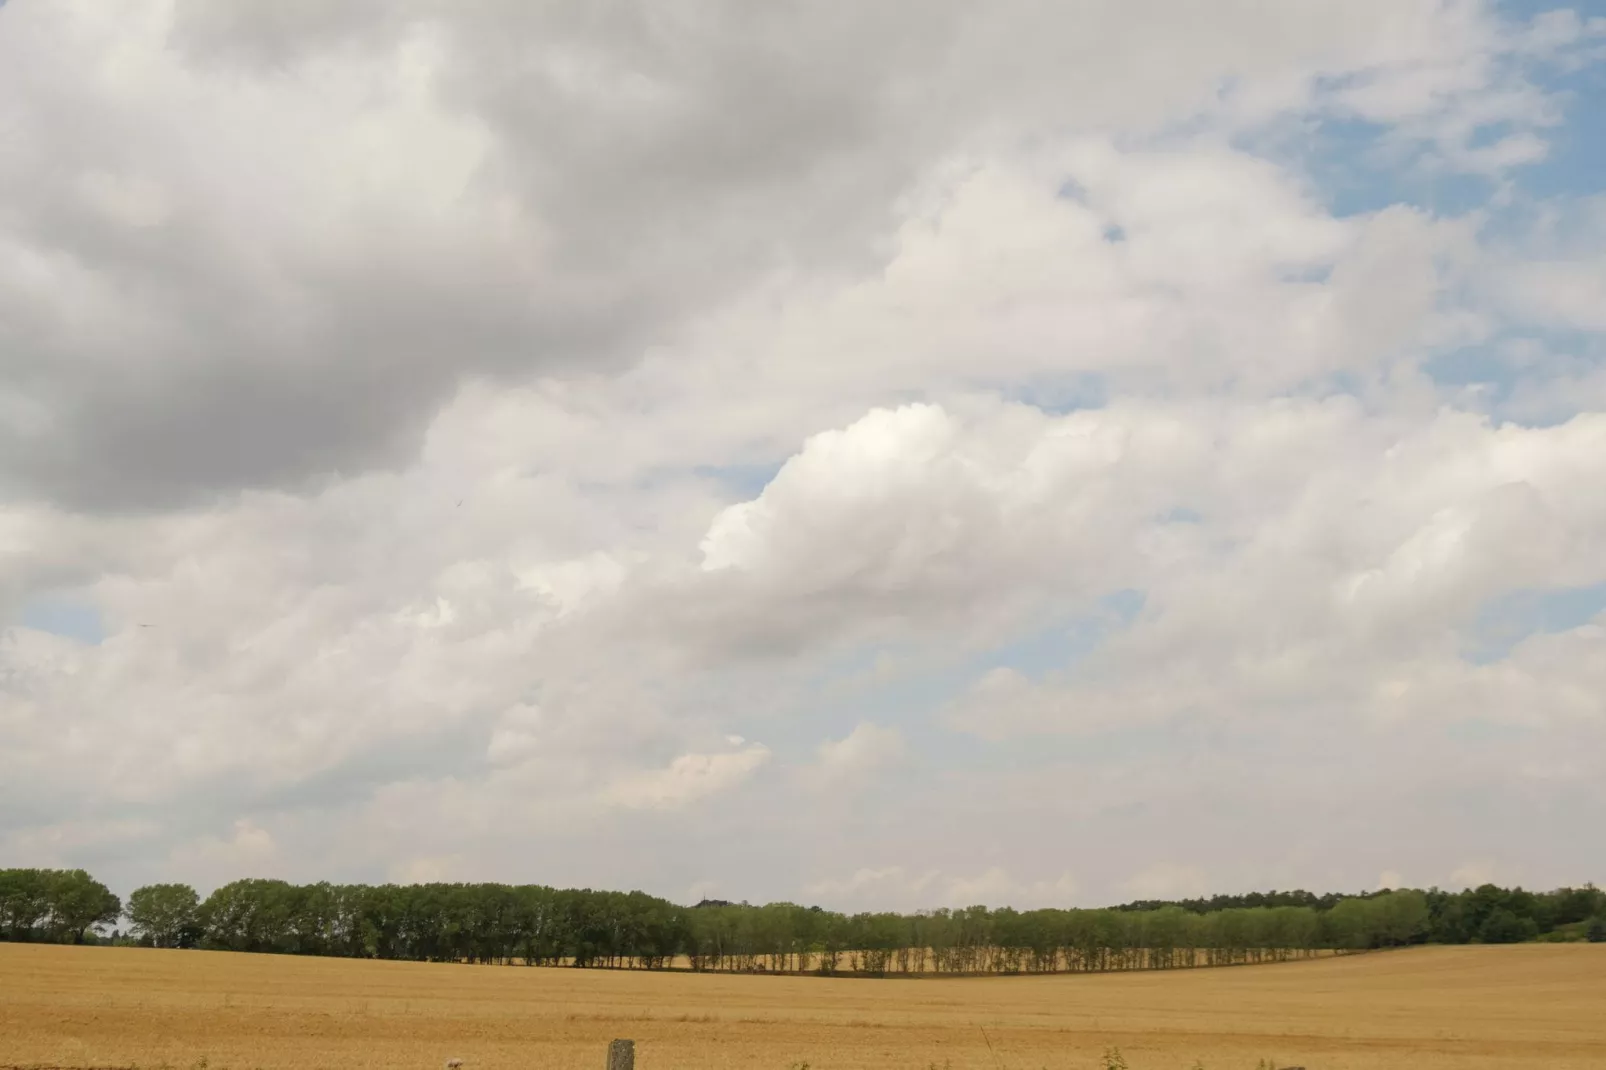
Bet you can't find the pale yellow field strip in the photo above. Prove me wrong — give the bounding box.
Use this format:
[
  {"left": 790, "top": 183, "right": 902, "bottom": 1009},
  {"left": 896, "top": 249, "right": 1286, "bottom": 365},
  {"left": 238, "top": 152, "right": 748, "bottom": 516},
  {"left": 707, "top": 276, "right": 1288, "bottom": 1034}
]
[{"left": 2, "top": 943, "right": 1603, "bottom": 1070}]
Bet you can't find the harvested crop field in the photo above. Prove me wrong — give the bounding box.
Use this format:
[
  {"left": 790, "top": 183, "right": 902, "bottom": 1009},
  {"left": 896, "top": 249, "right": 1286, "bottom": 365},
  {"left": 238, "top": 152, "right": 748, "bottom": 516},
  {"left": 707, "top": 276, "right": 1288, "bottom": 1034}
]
[{"left": 2, "top": 944, "right": 1603, "bottom": 1070}]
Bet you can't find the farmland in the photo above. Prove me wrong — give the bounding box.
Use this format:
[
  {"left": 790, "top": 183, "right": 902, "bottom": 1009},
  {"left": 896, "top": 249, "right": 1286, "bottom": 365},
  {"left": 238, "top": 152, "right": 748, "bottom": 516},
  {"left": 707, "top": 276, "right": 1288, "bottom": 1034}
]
[{"left": 3, "top": 943, "right": 1604, "bottom": 1070}]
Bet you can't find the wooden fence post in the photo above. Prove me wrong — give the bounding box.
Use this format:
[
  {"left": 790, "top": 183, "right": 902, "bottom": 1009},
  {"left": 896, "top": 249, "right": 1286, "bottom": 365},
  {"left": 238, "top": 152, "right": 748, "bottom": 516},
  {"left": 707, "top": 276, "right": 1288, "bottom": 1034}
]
[{"left": 607, "top": 1038, "right": 635, "bottom": 1070}]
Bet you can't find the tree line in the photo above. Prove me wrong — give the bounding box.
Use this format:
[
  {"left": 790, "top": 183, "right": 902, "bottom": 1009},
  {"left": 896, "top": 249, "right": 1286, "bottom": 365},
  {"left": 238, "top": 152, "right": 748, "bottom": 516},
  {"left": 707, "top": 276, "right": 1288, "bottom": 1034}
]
[
  {"left": 0, "top": 868, "right": 121, "bottom": 944},
  {"left": 3, "top": 868, "right": 1602, "bottom": 974}
]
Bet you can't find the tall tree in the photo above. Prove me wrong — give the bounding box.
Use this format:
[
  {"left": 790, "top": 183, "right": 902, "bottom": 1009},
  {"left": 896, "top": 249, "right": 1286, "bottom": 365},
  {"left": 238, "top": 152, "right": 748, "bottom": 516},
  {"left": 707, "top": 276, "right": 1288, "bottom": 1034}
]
[
  {"left": 128, "top": 883, "right": 202, "bottom": 948},
  {"left": 44, "top": 870, "right": 121, "bottom": 944},
  {"left": 0, "top": 869, "right": 52, "bottom": 941}
]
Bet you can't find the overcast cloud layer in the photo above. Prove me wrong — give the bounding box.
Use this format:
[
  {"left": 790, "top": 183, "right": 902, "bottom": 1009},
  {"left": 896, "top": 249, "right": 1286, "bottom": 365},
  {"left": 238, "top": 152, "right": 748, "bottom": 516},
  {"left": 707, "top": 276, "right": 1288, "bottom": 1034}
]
[{"left": 4, "top": 0, "right": 1606, "bottom": 909}]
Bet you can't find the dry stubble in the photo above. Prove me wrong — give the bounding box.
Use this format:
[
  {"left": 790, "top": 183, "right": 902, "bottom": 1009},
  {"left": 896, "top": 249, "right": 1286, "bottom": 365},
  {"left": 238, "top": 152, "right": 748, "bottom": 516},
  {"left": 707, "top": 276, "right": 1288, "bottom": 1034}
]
[{"left": 2, "top": 943, "right": 1603, "bottom": 1070}]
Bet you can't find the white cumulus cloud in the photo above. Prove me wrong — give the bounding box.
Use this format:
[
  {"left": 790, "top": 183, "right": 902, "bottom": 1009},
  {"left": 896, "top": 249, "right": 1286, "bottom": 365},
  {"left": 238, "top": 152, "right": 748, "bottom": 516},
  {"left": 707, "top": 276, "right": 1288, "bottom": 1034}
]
[{"left": 606, "top": 744, "right": 774, "bottom": 812}]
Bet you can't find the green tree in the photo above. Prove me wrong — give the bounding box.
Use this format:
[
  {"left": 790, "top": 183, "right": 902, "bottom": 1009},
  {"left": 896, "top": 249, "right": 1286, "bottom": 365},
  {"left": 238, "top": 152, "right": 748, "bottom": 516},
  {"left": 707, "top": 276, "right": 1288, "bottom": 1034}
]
[
  {"left": 1374, "top": 890, "right": 1430, "bottom": 946},
  {"left": 0, "top": 869, "right": 52, "bottom": 941},
  {"left": 1323, "top": 898, "right": 1375, "bottom": 950},
  {"left": 1550, "top": 885, "right": 1604, "bottom": 926},
  {"left": 1477, "top": 908, "right": 1537, "bottom": 944},
  {"left": 44, "top": 870, "right": 121, "bottom": 944},
  {"left": 200, "top": 878, "right": 298, "bottom": 952},
  {"left": 1584, "top": 915, "right": 1605, "bottom": 944},
  {"left": 21, "top": 865, "right": 1604, "bottom": 969},
  {"left": 128, "top": 883, "right": 202, "bottom": 948}
]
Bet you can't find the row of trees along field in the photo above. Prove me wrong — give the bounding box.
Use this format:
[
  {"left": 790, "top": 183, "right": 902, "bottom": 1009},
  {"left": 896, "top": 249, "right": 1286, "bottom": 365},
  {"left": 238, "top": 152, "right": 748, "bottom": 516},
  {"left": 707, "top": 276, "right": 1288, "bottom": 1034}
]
[
  {"left": 2, "top": 868, "right": 1603, "bottom": 972},
  {"left": 0, "top": 869, "right": 121, "bottom": 944}
]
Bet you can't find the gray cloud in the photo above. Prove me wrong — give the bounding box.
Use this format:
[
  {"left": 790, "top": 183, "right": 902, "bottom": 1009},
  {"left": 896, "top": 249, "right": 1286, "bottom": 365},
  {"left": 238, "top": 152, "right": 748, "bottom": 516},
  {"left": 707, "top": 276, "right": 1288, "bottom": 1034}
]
[
  {"left": 3, "top": 0, "right": 1552, "bottom": 511},
  {"left": 2, "top": 0, "right": 1603, "bottom": 907}
]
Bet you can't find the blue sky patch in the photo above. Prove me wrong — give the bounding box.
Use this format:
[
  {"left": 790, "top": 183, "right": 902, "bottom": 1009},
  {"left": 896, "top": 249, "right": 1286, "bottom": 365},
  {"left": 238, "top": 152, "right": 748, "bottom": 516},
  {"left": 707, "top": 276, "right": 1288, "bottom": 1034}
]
[
  {"left": 1427, "top": 327, "right": 1606, "bottom": 423},
  {"left": 1004, "top": 372, "right": 1108, "bottom": 415},
  {"left": 692, "top": 461, "right": 785, "bottom": 498},
  {"left": 1290, "top": 116, "right": 1501, "bottom": 219},
  {"left": 775, "top": 590, "right": 1149, "bottom": 769},
  {"left": 18, "top": 593, "right": 106, "bottom": 645},
  {"left": 1464, "top": 580, "right": 1606, "bottom": 663}
]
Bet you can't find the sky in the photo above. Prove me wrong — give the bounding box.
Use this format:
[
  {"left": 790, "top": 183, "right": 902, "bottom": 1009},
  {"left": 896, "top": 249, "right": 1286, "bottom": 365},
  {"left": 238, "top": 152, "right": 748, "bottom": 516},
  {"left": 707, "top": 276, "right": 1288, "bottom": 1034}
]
[{"left": 3, "top": 0, "right": 1606, "bottom": 911}]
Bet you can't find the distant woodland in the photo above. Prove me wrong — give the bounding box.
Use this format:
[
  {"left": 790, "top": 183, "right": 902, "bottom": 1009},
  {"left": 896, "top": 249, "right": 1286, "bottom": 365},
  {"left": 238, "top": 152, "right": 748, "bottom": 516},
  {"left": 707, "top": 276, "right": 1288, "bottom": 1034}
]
[{"left": 2, "top": 869, "right": 1601, "bottom": 974}]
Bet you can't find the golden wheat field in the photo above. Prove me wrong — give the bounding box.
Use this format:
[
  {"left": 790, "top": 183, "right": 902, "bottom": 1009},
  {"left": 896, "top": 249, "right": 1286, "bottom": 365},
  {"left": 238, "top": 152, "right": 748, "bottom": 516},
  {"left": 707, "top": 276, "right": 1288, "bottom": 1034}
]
[{"left": 2, "top": 944, "right": 1604, "bottom": 1070}]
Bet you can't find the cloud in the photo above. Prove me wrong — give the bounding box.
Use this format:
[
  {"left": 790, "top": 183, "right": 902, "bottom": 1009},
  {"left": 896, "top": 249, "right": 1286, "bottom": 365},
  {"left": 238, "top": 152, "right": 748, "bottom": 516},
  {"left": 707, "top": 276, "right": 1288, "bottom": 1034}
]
[
  {"left": 1448, "top": 861, "right": 1507, "bottom": 889},
  {"left": 1, "top": 818, "right": 161, "bottom": 866},
  {"left": 803, "top": 865, "right": 1079, "bottom": 912},
  {"left": 167, "top": 820, "right": 279, "bottom": 888},
  {"left": 2, "top": 0, "right": 1572, "bottom": 511},
  {"left": 804, "top": 866, "right": 939, "bottom": 909},
  {"left": 813, "top": 723, "right": 906, "bottom": 785},
  {"left": 1, "top": 0, "right": 1603, "bottom": 909},
  {"left": 605, "top": 743, "right": 773, "bottom": 811},
  {"left": 944, "top": 868, "right": 1080, "bottom": 910},
  {"left": 1487, "top": 200, "right": 1606, "bottom": 333},
  {"left": 1121, "top": 863, "right": 1212, "bottom": 901},
  {"left": 484, "top": 704, "right": 544, "bottom": 767},
  {"left": 390, "top": 855, "right": 462, "bottom": 886}
]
